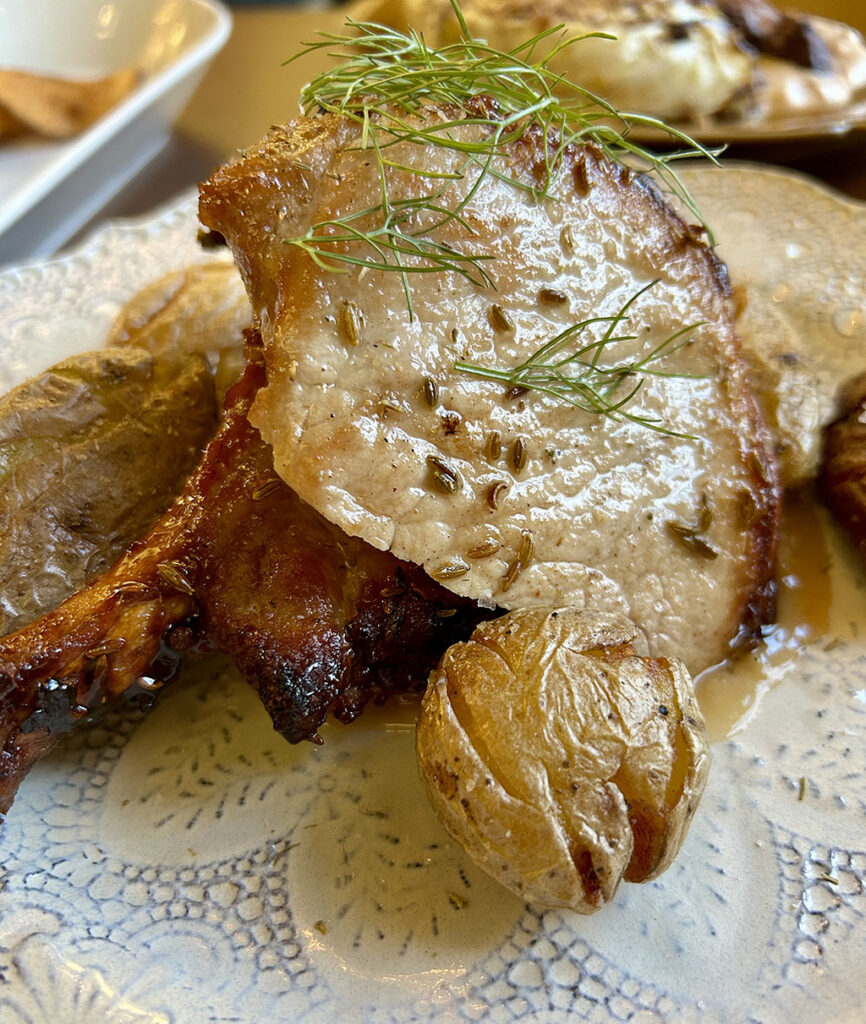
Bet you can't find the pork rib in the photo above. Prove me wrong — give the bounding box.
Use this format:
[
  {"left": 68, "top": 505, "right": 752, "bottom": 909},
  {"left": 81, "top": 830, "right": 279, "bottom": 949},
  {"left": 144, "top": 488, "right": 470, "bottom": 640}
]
[{"left": 0, "top": 335, "right": 482, "bottom": 818}]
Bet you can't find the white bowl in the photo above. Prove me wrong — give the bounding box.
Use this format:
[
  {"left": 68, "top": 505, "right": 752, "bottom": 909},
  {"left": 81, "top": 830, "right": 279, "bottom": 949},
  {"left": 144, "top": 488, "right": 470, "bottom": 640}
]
[{"left": 0, "top": 0, "right": 231, "bottom": 265}]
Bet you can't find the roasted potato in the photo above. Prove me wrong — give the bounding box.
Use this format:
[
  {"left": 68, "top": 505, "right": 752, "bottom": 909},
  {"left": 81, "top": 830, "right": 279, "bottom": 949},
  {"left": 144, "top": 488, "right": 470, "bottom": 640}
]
[
  {"left": 0, "top": 347, "right": 218, "bottom": 634},
  {"left": 0, "top": 67, "right": 139, "bottom": 140},
  {"left": 733, "top": 285, "right": 829, "bottom": 489},
  {"left": 416, "top": 607, "right": 710, "bottom": 913},
  {"left": 106, "top": 263, "right": 250, "bottom": 401}
]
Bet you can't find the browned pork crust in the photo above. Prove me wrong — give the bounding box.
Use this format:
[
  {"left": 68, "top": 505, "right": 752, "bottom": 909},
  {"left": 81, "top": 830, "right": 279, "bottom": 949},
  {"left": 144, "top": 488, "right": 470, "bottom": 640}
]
[
  {"left": 820, "top": 372, "right": 866, "bottom": 566},
  {"left": 0, "top": 335, "right": 483, "bottom": 818}
]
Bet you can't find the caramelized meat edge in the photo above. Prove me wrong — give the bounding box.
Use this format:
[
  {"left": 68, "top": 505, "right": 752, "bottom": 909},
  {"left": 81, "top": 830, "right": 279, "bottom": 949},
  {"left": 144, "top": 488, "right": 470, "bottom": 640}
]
[
  {"left": 820, "top": 371, "right": 866, "bottom": 565},
  {"left": 0, "top": 334, "right": 484, "bottom": 818}
]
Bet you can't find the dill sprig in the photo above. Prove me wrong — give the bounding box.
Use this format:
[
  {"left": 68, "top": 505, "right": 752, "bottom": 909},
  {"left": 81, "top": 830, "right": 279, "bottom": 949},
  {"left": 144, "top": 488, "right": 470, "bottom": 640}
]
[
  {"left": 283, "top": 0, "right": 717, "bottom": 318},
  {"left": 454, "top": 282, "right": 704, "bottom": 437}
]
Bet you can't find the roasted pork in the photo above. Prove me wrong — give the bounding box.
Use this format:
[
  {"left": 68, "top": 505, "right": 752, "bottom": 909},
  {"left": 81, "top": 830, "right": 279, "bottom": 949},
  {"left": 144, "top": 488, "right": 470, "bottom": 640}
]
[
  {"left": 0, "top": 336, "right": 483, "bottom": 818},
  {"left": 200, "top": 105, "right": 780, "bottom": 675}
]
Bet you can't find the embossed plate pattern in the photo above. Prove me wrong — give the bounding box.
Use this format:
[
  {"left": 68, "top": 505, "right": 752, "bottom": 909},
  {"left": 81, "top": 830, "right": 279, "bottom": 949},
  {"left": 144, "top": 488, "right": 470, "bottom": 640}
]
[{"left": 0, "top": 165, "right": 864, "bottom": 1024}]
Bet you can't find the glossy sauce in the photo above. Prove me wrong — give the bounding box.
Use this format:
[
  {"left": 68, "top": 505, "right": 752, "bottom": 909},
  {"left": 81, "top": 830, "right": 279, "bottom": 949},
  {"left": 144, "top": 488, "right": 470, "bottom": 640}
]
[{"left": 696, "top": 492, "right": 856, "bottom": 741}]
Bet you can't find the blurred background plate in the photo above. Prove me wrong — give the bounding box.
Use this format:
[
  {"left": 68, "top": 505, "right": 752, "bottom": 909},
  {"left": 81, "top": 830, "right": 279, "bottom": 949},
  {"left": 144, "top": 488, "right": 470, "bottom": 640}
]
[
  {"left": 0, "top": 0, "right": 231, "bottom": 267},
  {"left": 629, "top": 91, "right": 866, "bottom": 152}
]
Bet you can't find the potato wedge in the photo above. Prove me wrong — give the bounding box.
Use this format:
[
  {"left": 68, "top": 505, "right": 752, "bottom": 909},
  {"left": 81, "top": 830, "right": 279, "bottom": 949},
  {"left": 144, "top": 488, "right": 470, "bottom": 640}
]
[{"left": 0, "top": 67, "right": 139, "bottom": 139}]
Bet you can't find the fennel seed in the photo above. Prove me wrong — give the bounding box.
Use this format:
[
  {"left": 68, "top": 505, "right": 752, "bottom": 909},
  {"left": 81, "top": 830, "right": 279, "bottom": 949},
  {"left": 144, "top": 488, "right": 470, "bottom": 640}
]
[
  {"left": 422, "top": 375, "right": 439, "bottom": 408},
  {"left": 156, "top": 561, "right": 196, "bottom": 595},
  {"left": 85, "top": 637, "right": 127, "bottom": 659},
  {"left": 467, "top": 537, "right": 501, "bottom": 559},
  {"left": 251, "top": 478, "right": 281, "bottom": 501},
  {"left": 538, "top": 287, "right": 567, "bottom": 305},
  {"left": 488, "top": 304, "right": 514, "bottom": 332},
  {"left": 338, "top": 300, "right": 363, "bottom": 346},
  {"left": 560, "top": 224, "right": 576, "bottom": 255},
  {"left": 115, "top": 580, "right": 152, "bottom": 598},
  {"left": 431, "top": 559, "right": 470, "bottom": 581},
  {"left": 501, "top": 531, "right": 534, "bottom": 592},
  {"left": 485, "top": 430, "right": 502, "bottom": 461},
  {"left": 427, "top": 454, "right": 460, "bottom": 494},
  {"left": 666, "top": 521, "right": 718, "bottom": 560},
  {"left": 486, "top": 480, "right": 508, "bottom": 510},
  {"left": 573, "top": 157, "right": 591, "bottom": 196},
  {"left": 511, "top": 436, "right": 528, "bottom": 473}
]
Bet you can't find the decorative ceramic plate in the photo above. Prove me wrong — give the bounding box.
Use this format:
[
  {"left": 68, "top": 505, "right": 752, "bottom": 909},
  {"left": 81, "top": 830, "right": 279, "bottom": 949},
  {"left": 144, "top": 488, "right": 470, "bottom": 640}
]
[{"left": 0, "top": 165, "right": 864, "bottom": 1024}]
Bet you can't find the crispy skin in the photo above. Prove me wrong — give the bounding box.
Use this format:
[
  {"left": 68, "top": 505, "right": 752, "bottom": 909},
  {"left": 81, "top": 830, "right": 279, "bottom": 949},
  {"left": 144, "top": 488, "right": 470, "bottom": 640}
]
[
  {"left": 820, "top": 372, "right": 866, "bottom": 566},
  {"left": 0, "top": 336, "right": 482, "bottom": 818}
]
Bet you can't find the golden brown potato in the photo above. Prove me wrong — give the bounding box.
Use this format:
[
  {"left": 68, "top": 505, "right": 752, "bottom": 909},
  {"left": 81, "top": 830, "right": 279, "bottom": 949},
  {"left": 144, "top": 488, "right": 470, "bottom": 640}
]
[
  {"left": 106, "top": 263, "right": 250, "bottom": 401},
  {"left": 416, "top": 607, "right": 710, "bottom": 913},
  {"left": 0, "top": 67, "right": 139, "bottom": 139},
  {"left": 0, "top": 347, "right": 218, "bottom": 634},
  {"left": 733, "top": 285, "right": 829, "bottom": 489},
  {"left": 0, "top": 103, "right": 25, "bottom": 140}
]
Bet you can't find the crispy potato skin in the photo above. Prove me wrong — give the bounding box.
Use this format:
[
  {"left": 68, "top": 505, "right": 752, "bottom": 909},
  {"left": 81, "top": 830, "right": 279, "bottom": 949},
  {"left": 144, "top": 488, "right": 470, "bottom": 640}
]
[
  {"left": 0, "top": 348, "right": 219, "bottom": 634},
  {"left": 416, "top": 607, "right": 710, "bottom": 912},
  {"left": 0, "top": 337, "right": 487, "bottom": 819},
  {"left": 106, "top": 264, "right": 250, "bottom": 402}
]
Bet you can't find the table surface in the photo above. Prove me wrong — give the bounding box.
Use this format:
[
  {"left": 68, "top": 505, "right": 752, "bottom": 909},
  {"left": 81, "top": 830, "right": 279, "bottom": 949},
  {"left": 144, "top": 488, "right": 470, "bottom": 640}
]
[{"left": 72, "top": 2, "right": 866, "bottom": 242}]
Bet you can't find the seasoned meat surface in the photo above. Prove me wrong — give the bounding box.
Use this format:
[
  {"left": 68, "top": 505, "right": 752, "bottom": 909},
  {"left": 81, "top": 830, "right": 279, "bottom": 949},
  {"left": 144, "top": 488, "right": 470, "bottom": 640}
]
[
  {"left": 0, "top": 336, "right": 482, "bottom": 818},
  {"left": 200, "top": 106, "right": 780, "bottom": 674}
]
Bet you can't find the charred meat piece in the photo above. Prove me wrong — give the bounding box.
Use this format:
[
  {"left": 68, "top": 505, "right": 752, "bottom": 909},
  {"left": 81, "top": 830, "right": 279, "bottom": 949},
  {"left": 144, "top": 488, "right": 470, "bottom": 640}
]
[
  {"left": 0, "top": 335, "right": 484, "bottom": 818},
  {"left": 820, "top": 372, "right": 866, "bottom": 566}
]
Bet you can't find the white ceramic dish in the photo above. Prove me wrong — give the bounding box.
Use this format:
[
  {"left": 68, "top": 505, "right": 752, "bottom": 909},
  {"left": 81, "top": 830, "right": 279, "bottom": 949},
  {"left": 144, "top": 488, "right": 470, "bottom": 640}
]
[
  {"left": 0, "top": 164, "right": 864, "bottom": 1023},
  {"left": 0, "top": 0, "right": 231, "bottom": 267}
]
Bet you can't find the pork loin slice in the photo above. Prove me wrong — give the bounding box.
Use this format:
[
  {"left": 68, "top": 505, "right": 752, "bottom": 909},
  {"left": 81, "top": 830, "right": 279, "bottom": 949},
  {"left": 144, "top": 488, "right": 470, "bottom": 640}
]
[{"left": 200, "top": 107, "right": 779, "bottom": 672}]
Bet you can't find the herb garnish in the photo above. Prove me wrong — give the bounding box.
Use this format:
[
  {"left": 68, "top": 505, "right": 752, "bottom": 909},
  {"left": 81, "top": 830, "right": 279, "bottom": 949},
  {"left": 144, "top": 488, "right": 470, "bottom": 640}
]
[
  {"left": 285, "top": 0, "right": 716, "bottom": 318},
  {"left": 454, "top": 282, "right": 704, "bottom": 437}
]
